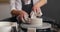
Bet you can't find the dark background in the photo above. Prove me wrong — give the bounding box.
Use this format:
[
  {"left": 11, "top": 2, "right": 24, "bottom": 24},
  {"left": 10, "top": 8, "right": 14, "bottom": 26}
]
[{"left": 41, "top": 0, "right": 60, "bottom": 24}]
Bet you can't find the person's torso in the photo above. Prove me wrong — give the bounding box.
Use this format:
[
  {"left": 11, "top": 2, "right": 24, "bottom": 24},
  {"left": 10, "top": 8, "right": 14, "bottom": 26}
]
[
  {"left": 15, "top": 0, "right": 40, "bottom": 10},
  {"left": 15, "top": 0, "right": 40, "bottom": 14}
]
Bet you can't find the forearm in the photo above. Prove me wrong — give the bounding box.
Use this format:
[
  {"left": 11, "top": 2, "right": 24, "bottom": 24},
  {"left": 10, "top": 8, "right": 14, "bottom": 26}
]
[
  {"left": 11, "top": 9, "right": 22, "bottom": 16},
  {"left": 36, "top": 0, "right": 47, "bottom": 7},
  {"left": 10, "top": 0, "right": 22, "bottom": 16}
]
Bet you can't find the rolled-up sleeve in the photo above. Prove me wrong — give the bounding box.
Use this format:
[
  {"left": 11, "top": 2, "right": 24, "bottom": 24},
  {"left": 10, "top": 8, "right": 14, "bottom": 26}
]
[
  {"left": 16, "top": 0, "right": 22, "bottom": 10},
  {"left": 10, "top": 0, "right": 22, "bottom": 11},
  {"left": 10, "top": 0, "right": 16, "bottom": 10}
]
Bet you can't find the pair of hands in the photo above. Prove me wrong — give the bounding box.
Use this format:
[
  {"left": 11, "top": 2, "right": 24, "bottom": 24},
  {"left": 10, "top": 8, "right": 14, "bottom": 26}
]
[{"left": 19, "top": 4, "right": 41, "bottom": 21}]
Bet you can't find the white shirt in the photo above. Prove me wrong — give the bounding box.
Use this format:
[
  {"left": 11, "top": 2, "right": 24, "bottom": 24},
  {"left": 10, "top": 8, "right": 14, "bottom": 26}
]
[
  {"left": 10, "top": 0, "right": 47, "bottom": 17},
  {"left": 10, "top": 0, "right": 40, "bottom": 10}
]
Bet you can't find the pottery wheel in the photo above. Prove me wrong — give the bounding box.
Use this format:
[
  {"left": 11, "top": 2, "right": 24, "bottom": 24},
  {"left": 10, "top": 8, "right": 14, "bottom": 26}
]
[{"left": 20, "top": 23, "right": 51, "bottom": 29}]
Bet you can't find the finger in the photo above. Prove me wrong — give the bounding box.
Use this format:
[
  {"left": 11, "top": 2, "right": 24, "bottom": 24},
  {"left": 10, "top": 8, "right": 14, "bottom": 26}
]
[
  {"left": 34, "top": 7, "right": 38, "bottom": 13},
  {"left": 21, "top": 16, "right": 24, "bottom": 21},
  {"left": 38, "top": 8, "right": 41, "bottom": 14},
  {"left": 34, "top": 8, "right": 37, "bottom": 13},
  {"left": 32, "top": 7, "right": 36, "bottom": 12},
  {"left": 17, "top": 15, "right": 24, "bottom": 22},
  {"left": 36, "top": 8, "right": 40, "bottom": 13},
  {"left": 20, "top": 14, "right": 26, "bottom": 23},
  {"left": 22, "top": 17, "right": 26, "bottom": 23},
  {"left": 36, "top": 8, "right": 38, "bottom": 13}
]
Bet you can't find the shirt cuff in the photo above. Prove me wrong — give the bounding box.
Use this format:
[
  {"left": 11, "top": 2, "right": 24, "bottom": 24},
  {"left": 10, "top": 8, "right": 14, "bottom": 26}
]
[
  {"left": 11, "top": 8, "right": 16, "bottom": 11},
  {"left": 11, "top": 8, "right": 22, "bottom": 11}
]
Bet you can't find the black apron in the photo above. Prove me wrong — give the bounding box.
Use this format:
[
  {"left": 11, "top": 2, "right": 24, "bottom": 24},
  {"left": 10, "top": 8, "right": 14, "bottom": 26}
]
[{"left": 21, "top": 0, "right": 33, "bottom": 14}]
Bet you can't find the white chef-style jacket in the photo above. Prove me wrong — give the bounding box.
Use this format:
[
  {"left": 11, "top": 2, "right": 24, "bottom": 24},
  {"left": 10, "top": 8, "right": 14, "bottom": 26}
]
[
  {"left": 10, "top": 0, "right": 47, "bottom": 16},
  {"left": 10, "top": 0, "right": 41, "bottom": 10}
]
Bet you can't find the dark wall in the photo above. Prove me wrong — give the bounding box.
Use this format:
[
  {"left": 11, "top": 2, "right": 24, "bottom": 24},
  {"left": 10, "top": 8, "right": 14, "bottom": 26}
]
[{"left": 41, "top": 0, "right": 60, "bottom": 24}]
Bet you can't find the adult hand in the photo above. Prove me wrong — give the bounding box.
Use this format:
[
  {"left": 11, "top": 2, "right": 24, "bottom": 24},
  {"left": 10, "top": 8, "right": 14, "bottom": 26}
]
[
  {"left": 11, "top": 9, "right": 29, "bottom": 23},
  {"left": 31, "top": 4, "right": 42, "bottom": 17},
  {"left": 32, "top": 4, "right": 41, "bottom": 14},
  {"left": 18, "top": 10, "right": 29, "bottom": 21}
]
